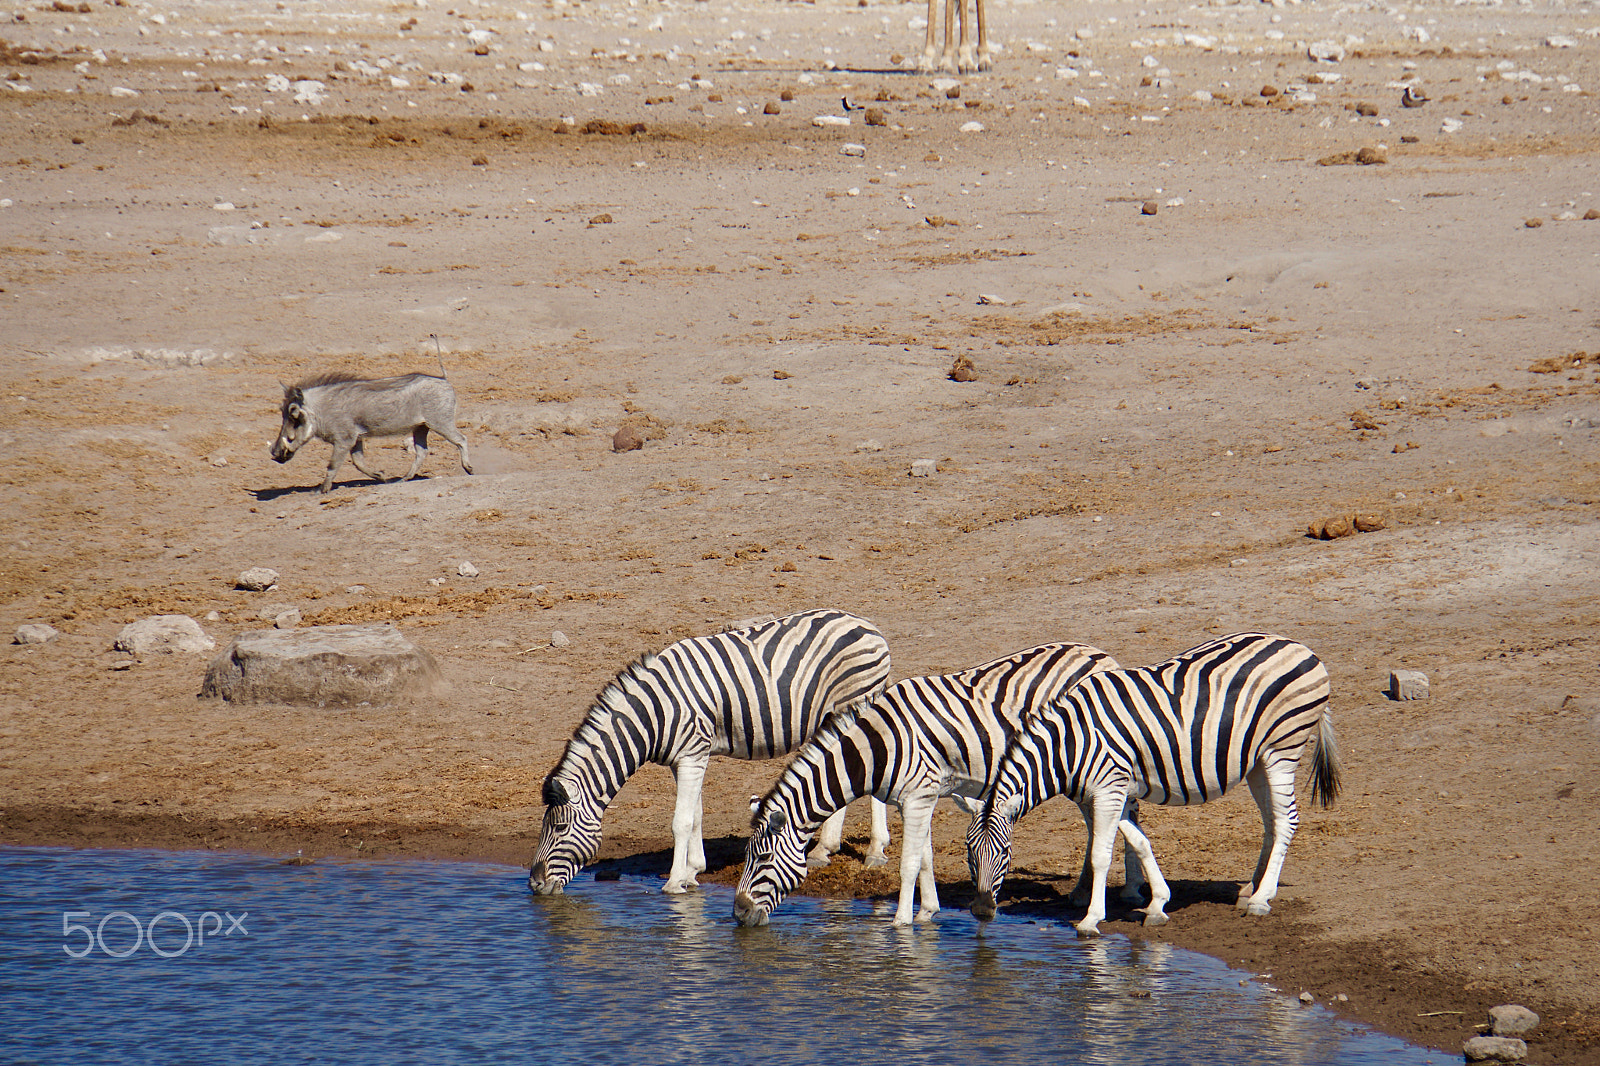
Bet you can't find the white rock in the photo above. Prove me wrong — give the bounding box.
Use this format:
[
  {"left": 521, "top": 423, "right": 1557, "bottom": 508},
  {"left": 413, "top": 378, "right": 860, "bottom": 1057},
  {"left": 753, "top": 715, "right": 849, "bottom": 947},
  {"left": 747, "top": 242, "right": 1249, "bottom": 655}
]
[
  {"left": 1308, "top": 40, "right": 1345, "bottom": 62},
  {"left": 551, "top": 630, "right": 571, "bottom": 648},
  {"left": 1545, "top": 35, "right": 1577, "bottom": 48},
  {"left": 959, "top": 121, "right": 985, "bottom": 133},
  {"left": 274, "top": 608, "right": 302, "bottom": 629},
  {"left": 841, "top": 143, "right": 866, "bottom": 157},
  {"left": 236, "top": 567, "right": 279, "bottom": 592},
  {"left": 265, "top": 73, "right": 290, "bottom": 93},
  {"left": 115, "top": 615, "right": 215, "bottom": 655},
  {"left": 579, "top": 82, "right": 604, "bottom": 96},
  {"left": 1389, "top": 669, "right": 1429, "bottom": 701},
  {"left": 1440, "top": 116, "right": 1463, "bottom": 134},
  {"left": 109, "top": 86, "right": 140, "bottom": 98},
  {"left": 910, "top": 458, "right": 937, "bottom": 477},
  {"left": 856, "top": 439, "right": 884, "bottom": 453},
  {"left": 14, "top": 624, "right": 59, "bottom": 645},
  {"left": 457, "top": 560, "right": 480, "bottom": 578},
  {"left": 813, "top": 115, "right": 851, "bottom": 127}
]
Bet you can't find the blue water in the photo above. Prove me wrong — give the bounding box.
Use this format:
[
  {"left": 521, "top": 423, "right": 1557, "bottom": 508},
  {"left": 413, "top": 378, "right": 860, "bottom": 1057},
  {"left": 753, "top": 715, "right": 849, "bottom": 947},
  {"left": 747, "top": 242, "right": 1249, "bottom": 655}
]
[{"left": 0, "top": 846, "right": 1441, "bottom": 1065}]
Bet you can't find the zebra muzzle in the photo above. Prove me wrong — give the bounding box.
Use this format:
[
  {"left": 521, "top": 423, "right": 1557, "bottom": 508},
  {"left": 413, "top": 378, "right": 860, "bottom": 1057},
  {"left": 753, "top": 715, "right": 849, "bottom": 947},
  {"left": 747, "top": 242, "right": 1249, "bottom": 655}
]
[
  {"left": 732, "top": 891, "right": 769, "bottom": 926},
  {"left": 970, "top": 890, "right": 998, "bottom": 922}
]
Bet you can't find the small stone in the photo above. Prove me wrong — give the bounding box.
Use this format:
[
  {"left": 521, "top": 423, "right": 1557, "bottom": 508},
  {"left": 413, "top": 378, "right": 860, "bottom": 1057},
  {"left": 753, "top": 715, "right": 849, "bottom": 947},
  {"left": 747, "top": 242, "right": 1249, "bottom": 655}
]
[
  {"left": 114, "top": 615, "right": 215, "bottom": 655},
  {"left": 551, "top": 630, "right": 570, "bottom": 648},
  {"left": 841, "top": 142, "right": 866, "bottom": 157},
  {"left": 612, "top": 426, "right": 645, "bottom": 452},
  {"left": 1389, "top": 669, "right": 1429, "bottom": 701},
  {"left": 274, "top": 608, "right": 302, "bottom": 629},
  {"left": 236, "top": 567, "right": 279, "bottom": 592},
  {"left": 1299, "top": 992, "right": 1314, "bottom": 1005},
  {"left": 959, "top": 121, "right": 985, "bottom": 133},
  {"left": 14, "top": 623, "right": 58, "bottom": 645},
  {"left": 1488, "top": 1005, "right": 1540, "bottom": 1037},
  {"left": 1463, "top": 1035, "right": 1528, "bottom": 1063},
  {"left": 1141, "top": 201, "right": 1159, "bottom": 215},
  {"left": 588, "top": 212, "right": 613, "bottom": 226},
  {"left": 864, "top": 108, "right": 887, "bottom": 126},
  {"left": 1260, "top": 84, "right": 1280, "bottom": 98},
  {"left": 457, "top": 560, "right": 480, "bottom": 578},
  {"left": 855, "top": 439, "right": 884, "bottom": 453},
  {"left": 763, "top": 101, "right": 780, "bottom": 115},
  {"left": 910, "top": 458, "right": 937, "bottom": 477},
  {"left": 1524, "top": 217, "right": 1544, "bottom": 229},
  {"left": 1356, "top": 146, "right": 1387, "bottom": 165},
  {"left": 1308, "top": 40, "right": 1345, "bottom": 62}
]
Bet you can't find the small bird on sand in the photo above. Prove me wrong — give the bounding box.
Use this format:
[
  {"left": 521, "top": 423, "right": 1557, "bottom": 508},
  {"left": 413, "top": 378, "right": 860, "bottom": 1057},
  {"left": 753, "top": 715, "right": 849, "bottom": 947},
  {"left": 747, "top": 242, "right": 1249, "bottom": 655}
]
[{"left": 1401, "top": 85, "right": 1429, "bottom": 108}]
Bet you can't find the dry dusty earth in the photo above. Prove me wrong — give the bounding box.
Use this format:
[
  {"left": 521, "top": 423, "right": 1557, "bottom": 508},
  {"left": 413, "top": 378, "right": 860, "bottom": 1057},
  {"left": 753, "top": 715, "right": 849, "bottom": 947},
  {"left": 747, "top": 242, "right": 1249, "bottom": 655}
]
[{"left": 2, "top": 0, "right": 1599, "bottom": 1059}]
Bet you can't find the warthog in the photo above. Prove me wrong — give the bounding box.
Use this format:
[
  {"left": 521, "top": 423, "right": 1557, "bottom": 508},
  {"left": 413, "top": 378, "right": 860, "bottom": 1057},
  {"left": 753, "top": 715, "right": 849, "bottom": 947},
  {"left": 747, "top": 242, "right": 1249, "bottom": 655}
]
[{"left": 269, "top": 372, "right": 473, "bottom": 493}]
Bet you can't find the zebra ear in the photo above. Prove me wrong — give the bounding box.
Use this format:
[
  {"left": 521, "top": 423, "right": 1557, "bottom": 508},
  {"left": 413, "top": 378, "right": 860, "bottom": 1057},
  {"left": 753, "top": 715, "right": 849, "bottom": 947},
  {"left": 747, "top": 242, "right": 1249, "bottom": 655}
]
[
  {"left": 1002, "top": 795, "right": 1024, "bottom": 822},
  {"left": 749, "top": 795, "right": 761, "bottom": 815},
  {"left": 543, "top": 777, "right": 570, "bottom": 807}
]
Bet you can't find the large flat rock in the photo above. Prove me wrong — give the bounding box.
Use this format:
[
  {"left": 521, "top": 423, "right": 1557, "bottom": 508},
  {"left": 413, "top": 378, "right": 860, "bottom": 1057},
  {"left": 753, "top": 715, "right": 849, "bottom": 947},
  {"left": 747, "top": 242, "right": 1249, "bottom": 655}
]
[{"left": 201, "top": 623, "right": 446, "bottom": 707}]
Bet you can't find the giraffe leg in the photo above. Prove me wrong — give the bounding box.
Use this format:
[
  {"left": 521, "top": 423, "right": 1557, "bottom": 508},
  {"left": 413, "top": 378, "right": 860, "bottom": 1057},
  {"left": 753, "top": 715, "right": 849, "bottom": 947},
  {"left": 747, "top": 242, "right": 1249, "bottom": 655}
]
[{"left": 917, "top": 0, "right": 942, "bottom": 72}]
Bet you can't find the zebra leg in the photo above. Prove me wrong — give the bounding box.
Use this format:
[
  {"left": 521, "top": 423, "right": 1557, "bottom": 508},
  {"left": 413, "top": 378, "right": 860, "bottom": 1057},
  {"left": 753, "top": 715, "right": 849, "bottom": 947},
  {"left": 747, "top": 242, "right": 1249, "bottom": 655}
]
[
  {"left": 1238, "top": 758, "right": 1301, "bottom": 916},
  {"left": 1118, "top": 797, "right": 1148, "bottom": 902},
  {"left": 894, "top": 789, "right": 939, "bottom": 925},
  {"left": 809, "top": 807, "right": 848, "bottom": 868},
  {"left": 1115, "top": 813, "right": 1171, "bottom": 927},
  {"left": 1068, "top": 801, "right": 1095, "bottom": 905},
  {"left": 864, "top": 797, "right": 891, "bottom": 869},
  {"left": 664, "top": 755, "right": 709, "bottom": 893},
  {"left": 917, "top": 834, "right": 940, "bottom": 921},
  {"left": 1075, "top": 789, "right": 1126, "bottom": 937}
]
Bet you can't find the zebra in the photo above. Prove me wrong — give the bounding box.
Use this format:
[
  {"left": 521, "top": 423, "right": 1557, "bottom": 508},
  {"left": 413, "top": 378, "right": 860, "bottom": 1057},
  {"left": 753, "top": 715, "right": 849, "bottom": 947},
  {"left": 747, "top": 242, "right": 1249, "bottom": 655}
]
[
  {"left": 528, "top": 609, "right": 892, "bottom": 896},
  {"left": 966, "top": 632, "right": 1342, "bottom": 937},
  {"left": 734, "top": 640, "right": 1149, "bottom": 928}
]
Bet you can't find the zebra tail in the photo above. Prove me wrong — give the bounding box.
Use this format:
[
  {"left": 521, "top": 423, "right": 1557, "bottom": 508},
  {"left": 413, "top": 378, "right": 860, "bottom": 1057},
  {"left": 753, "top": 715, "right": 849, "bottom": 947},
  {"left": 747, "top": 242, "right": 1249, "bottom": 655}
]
[{"left": 1310, "top": 708, "right": 1342, "bottom": 809}]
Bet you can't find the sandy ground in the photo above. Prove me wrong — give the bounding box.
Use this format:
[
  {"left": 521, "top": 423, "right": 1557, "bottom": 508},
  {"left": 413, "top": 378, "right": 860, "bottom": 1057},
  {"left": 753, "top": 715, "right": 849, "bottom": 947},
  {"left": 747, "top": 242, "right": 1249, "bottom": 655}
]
[{"left": 2, "top": 0, "right": 1599, "bottom": 1059}]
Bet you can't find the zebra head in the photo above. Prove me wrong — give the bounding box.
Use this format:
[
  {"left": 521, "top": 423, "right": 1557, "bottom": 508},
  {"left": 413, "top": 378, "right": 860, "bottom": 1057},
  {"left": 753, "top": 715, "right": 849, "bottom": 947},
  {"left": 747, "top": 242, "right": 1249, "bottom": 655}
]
[
  {"left": 733, "top": 798, "right": 810, "bottom": 926},
  {"left": 528, "top": 776, "right": 603, "bottom": 895},
  {"left": 965, "top": 791, "right": 1023, "bottom": 922}
]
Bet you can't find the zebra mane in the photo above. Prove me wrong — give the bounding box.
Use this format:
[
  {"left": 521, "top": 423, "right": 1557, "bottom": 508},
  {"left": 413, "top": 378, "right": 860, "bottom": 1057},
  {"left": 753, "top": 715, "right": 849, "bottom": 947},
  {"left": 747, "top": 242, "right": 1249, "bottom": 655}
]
[
  {"left": 754, "top": 701, "right": 869, "bottom": 831},
  {"left": 549, "top": 652, "right": 665, "bottom": 790}
]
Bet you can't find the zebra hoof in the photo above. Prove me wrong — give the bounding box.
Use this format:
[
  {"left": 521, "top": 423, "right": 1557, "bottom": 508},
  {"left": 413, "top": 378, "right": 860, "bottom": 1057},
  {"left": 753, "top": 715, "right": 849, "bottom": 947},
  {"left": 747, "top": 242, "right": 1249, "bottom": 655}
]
[
  {"left": 806, "top": 854, "right": 832, "bottom": 869},
  {"left": 1073, "top": 920, "right": 1103, "bottom": 939},
  {"left": 1142, "top": 911, "right": 1169, "bottom": 928},
  {"left": 863, "top": 853, "right": 888, "bottom": 869}
]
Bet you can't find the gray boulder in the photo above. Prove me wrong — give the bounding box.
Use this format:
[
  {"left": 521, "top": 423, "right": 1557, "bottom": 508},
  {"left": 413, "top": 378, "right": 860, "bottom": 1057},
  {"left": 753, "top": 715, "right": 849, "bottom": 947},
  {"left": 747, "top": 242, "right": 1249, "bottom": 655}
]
[
  {"left": 1488, "top": 1004, "right": 1540, "bottom": 1037},
  {"left": 115, "top": 615, "right": 216, "bottom": 655},
  {"left": 14, "top": 623, "right": 59, "bottom": 645},
  {"left": 201, "top": 623, "right": 446, "bottom": 707},
  {"left": 1463, "top": 1035, "right": 1528, "bottom": 1063}
]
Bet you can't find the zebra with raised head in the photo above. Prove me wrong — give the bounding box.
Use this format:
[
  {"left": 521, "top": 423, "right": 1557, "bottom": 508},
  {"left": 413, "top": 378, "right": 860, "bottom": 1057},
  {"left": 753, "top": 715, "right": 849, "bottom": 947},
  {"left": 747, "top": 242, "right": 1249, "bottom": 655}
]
[
  {"left": 734, "top": 640, "right": 1150, "bottom": 927},
  {"left": 528, "top": 609, "right": 892, "bottom": 896},
  {"left": 966, "top": 632, "right": 1342, "bottom": 936}
]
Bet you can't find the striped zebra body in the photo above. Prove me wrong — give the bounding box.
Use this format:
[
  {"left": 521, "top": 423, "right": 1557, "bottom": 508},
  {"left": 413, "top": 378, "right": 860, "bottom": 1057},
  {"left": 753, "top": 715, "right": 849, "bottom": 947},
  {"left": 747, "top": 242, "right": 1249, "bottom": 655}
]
[
  {"left": 966, "top": 632, "right": 1341, "bottom": 936},
  {"left": 529, "top": 609, "right": 892, "bottom": 895},
  {"left": 735, "top": 641, "right": 1123, "bottom": 927}
]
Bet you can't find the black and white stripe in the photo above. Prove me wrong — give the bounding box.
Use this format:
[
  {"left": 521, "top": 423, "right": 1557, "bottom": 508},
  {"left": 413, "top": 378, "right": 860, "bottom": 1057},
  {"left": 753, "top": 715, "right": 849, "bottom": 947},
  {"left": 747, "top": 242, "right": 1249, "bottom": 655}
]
[
  {"left": 735, "top": 641, "right": 1128, "bottom": 927},
  {"left": 967, "top": 632, "right": 1341, "bottom": 935},
  {"left": 528, "top": 609, "right": 891, "bottom": 895}
]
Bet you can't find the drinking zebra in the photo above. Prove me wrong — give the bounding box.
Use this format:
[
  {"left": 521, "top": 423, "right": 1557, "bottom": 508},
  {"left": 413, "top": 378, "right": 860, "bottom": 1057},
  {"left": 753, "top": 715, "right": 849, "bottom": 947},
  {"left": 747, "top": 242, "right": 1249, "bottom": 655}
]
[
  {"left": 528, "top": 609, "right": 892, "bottom": 895},
  {"left": 735, "top": 640, "right": 1145, "bottom": 927},
  {"left": 966, "top": 632, "right": 1342, "bottom": 936}
]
